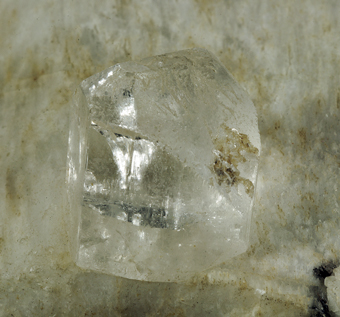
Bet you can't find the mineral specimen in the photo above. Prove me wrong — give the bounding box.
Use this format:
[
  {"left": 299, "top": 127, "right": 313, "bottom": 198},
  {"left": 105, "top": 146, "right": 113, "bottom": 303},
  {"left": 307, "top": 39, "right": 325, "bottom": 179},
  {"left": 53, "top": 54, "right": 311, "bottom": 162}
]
[{"left": 67, "top": 48, "right": 261, "bottom": 282}]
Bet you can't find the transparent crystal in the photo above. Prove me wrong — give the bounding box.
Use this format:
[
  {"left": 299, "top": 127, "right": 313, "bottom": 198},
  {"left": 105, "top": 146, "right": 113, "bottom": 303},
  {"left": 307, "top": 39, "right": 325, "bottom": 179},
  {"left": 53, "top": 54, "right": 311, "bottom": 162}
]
[{"left": 67, "top": 48, "right": 261, "bottom": 282}]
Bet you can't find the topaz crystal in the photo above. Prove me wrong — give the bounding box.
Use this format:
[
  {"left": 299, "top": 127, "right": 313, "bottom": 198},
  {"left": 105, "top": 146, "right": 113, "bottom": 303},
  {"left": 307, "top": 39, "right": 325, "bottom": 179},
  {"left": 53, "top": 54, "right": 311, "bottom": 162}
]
[{"left": 67, "top": 48, "right": 261, "bottom": 282}]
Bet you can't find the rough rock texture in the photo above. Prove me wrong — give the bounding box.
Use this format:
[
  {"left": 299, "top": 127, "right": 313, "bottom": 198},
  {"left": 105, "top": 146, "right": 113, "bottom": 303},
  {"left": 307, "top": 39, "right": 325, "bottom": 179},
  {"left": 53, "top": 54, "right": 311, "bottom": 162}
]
[
  {"left": 1, "top": 0, "right": 340, "bottom": 315},
  {"left": 325, "top": 267, "right": 340, "bottom": 316},
  {"left": 69, "top": 48, "right": 260, "bottom": 282}
]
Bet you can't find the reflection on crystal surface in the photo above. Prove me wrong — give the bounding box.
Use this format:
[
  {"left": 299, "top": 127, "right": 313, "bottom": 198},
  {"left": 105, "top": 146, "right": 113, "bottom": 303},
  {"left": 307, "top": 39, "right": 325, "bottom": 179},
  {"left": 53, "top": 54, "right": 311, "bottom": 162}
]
[{"left": 68, "top": 48, "right": 261, "bottom": 282}]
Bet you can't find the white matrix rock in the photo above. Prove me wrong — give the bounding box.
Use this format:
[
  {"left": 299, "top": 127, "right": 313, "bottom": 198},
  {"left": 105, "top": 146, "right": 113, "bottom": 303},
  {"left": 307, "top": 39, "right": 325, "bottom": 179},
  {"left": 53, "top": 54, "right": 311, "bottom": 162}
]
[
  {"left": 67, "top": 48, "right": 261, "bottom": 282},
  {"left": 325, "top": 267, "right": 340, "bottom": 316}
]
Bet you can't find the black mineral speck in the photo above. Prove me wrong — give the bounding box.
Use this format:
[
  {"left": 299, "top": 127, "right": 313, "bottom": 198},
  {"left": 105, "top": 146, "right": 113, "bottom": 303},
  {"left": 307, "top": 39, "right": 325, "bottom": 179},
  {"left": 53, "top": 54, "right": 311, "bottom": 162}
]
[
  {"left": 310, "top": 261, "right": 338, "bottom": 317},
  {"left": 123, "top": 89, "right": 131, "bottom": 97},
  {"left": 309, "top": 286, "right": 332, "bottom": 317},
  {"left": 314, "top": 262, "right": 337, "bottom": 282}
]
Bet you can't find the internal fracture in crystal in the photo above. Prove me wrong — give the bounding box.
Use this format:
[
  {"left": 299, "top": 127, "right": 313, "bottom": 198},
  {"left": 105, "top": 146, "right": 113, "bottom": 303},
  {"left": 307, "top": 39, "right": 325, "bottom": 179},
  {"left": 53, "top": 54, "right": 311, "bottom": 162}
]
[{"left": 67, "top": 48, "right": 261, "bottom": 282}]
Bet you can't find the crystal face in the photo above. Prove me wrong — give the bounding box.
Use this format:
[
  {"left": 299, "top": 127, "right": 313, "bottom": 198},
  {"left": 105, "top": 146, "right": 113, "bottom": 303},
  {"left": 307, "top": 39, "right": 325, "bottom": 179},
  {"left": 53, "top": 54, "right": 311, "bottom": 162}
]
[{"left": 67, "top": 48, "right": 261, "bottom": 282}]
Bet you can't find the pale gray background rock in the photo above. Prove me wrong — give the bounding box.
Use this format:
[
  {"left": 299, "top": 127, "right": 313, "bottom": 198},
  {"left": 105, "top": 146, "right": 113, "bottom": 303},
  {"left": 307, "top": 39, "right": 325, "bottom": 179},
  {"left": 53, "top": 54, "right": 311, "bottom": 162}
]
[{"left": 1, "top": 0, "right": 339, "bottom": 316}]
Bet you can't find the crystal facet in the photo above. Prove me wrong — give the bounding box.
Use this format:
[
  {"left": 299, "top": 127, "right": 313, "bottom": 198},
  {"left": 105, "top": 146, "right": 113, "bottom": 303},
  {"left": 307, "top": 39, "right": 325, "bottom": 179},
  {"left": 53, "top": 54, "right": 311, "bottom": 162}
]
[{"left": 67, "top": 48, "right": 261, "bottom": 282}]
